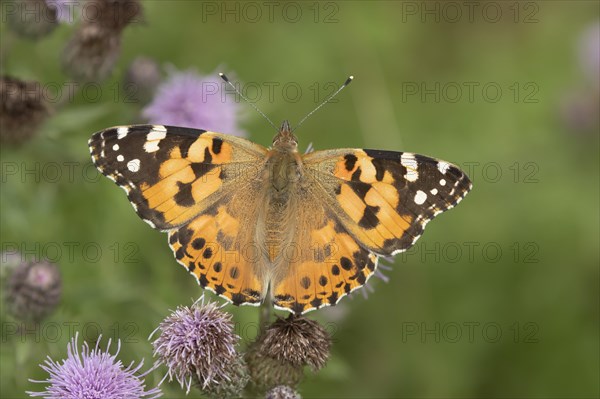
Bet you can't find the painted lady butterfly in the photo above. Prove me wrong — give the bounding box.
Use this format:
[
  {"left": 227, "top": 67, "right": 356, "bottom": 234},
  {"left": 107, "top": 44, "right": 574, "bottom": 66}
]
[{"left": 89, "top": 86, "right": 471, "bottom": 314}]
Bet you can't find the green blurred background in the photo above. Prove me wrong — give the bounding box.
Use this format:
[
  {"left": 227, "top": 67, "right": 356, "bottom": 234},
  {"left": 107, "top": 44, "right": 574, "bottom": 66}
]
[{"left": 1, "top": 1, "right": 599, "bottom": 398}]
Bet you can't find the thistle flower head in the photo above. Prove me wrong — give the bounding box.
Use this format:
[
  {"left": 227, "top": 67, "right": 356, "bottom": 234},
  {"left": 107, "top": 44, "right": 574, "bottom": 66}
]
[
  {"left": 245, "top": 345, "right": 304, "bottom": 392},
  {"left": 259, "top": 315, "right": 331, "bottom": 371},
  {"left": 7, "top": 0, "right": 57, "bottom": 38},
  {"left": 84, "top": 0, "right": 143, "bottom": 31},
  {"left": 4, "top": 259, "right": 61, "bottom": 322},
  {"left": 62, "top": 24, "right": 121, "bottom": 81},
  {"left": 151, "top": 299, "right": 245, "bottom": 394},
  {"left": 142, "top": 68, "right": 246, "bottom": 136},
  {"left": 266, "top": 385, "right": 302, "bottom": 399},
  {"left": 1, "top": 76, "right": 50, "bottom": 144},
  {"left": 28, "top": 333, "right": 161, "bottom": 398}
]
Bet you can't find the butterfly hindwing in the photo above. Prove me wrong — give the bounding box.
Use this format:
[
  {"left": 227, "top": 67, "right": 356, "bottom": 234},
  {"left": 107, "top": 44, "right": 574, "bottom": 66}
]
[
  {"left": 271, "top": 200, "right": 379, "bottom": 314},
  {"left": 303, "top": 148, "right": 472, "bottom": 256}
]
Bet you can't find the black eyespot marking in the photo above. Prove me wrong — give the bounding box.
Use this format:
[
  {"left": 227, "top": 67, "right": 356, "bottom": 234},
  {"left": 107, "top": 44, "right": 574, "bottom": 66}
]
[
  {"left": 231, "top": 293, "right": 245, "bottom": 305},
  {"left": 174, "top": 182, "right": 194, "bottom": 207},
  {"left": 191, "top": 162, "right": 216, "bottom": 179},
  {"left": 331, "top": 265, "right": 340, "bottom": 275},
  {"left": 344, "top": 283, "right": 351, "bottom": 293},
  {"left": 192, "top": 237, "right": 206, "bottom": 250},
  {"left": 203, "top": 147, "right": 212, "bottom": 164},
  {"left": 372, "top": 158, "right": 386, "bottom": 181},
  {"left": 230, "top": 266, "right": 239, "bottom": 279},
  {"left": 340, "top": 257, "right": 352, "bottom": 270},
  {"left": 179, "top": 140, "right": 193, "bottom": 158},
  {"left": 202, "top": 247, "right": 212, "bottom": 259},
  {"left": 212, "top": 138, "right": 223, "bottom": 154},
  {"left": 327, "top": 292, "right": 339, "bottom": 305},
  {"left": 344, "top": 154, "right": 358, "bottom": 171},
  {"left": 215, "top": 284, "right": 226, "bottom": 295},
  {"left": 319, "top": 275, "right": 328, "bottom": 286},
  {"left": 199, "top": 274, "right": 209, "bottom": 287},
  {"left": 300, "top": 276, "right": 311, "bottom": 289},
  {"left": 175, "top": 247, "right": 185, "bottom": 260},
  {"left": 213, "top": 262, "right": 222, "bottom": 272},
  {"left": 178, "top": 228, "right": 193, "bottom": 246},
  {"left": 358, "top": 205, "right": 381, "bottom": 230},
  {"left": 356, "top": 273, "right": 366, "bottom": 284},
  {"left": 291, "top": 302, "right": 305, "bottom": 314}
]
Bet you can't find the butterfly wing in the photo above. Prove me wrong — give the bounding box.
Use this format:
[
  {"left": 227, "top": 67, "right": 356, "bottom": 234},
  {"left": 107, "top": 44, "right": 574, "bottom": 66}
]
[
  {"left": 270, "top": 148, "right": 471, "bottom": 314},
  {"left": 89, "top": 124, "right": 267, "bottom": 230},
  {"left": 270, "top": 193, "right": 379, "bottom": 314},
  {"left": 302, "top": 148, "right": 472, "bottom": 256},
  {"left": 89, "top": 124, "right": 269, "bottom": 305}
]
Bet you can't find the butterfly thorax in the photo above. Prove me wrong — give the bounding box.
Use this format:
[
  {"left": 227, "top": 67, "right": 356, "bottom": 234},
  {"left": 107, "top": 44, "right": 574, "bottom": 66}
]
[{"left": 255, "top": 121, "right": 304, "bottom": 264}]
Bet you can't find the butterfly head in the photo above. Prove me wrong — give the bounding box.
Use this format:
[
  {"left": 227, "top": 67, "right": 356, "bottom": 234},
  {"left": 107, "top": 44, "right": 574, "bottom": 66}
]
[{"left": 272, "top": 120, "right": 298, "bottom": 152}]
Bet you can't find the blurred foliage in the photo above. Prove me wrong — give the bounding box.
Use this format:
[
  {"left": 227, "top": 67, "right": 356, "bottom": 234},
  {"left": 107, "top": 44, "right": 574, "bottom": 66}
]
[{"left": 1, "top": 1, "right": 599, "bottom": 398}]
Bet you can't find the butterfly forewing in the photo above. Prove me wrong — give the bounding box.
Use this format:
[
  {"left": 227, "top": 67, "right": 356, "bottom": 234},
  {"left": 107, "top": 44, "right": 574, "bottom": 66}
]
[
  {"left": 303, "top": 148, "right": 472, "bottom": 256},
  {"left": 89, "top": 125, "right": 266, "bottom": 230}
]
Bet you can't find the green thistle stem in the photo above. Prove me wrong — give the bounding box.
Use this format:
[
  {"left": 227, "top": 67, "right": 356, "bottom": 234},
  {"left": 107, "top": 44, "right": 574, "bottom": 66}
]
[{"left": 259, "top": 292, "right": 273, "bottom": 337}]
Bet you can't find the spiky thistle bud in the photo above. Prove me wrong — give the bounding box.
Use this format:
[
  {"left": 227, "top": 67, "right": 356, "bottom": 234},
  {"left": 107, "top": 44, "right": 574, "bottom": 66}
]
[
  {"left": 245, "top": 345, "right": 304, "bottom": 392},
  {"left": 61, "top": 0, "right": 143, "bottom": 81},
  {"left": 6, "top": 0, "right": 58, "bottom": 39},
  {"left": 61, "top": 23, "right": 121, "bottom": 81},
  {"left": 246, "top": 315, "right": 331, "bottom": 392},
  {"left": 259, "top": 315, "right": 331, "bottom": 370},
  {"left": 0, "top": 76, "right": 50, "bottom": 144},
  {"left": 4, "top": 259, "right": 61, "bottom": 322},
  {"left": 84, "top": 0, "right": 143, "bottom": 32}
]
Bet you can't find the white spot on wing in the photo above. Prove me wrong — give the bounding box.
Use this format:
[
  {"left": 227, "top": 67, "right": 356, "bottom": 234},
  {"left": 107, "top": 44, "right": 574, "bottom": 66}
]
[
  {"left": 414, "top": 190, "right": 427, "bottom": 205},
  {"left": 430, "top": 188, "right": 438, "bottom": 195},
  {"left": 401, "top": 153, "right": 418, "bottom": 182},
  {"left": 147, "top": 128, "right": 167, "bottom": 141},
  {"left": 117, "top": 155, "right": 124, "bottom": 162},
  {"left": 440, "top": 179, "right": 447, "bottom": 186},
  {"left": 144, "top": 141, "right": 160, "bottom": 153},
  {"left": 117, "top": 127, "right": 128, "bottom": 139},
  {"left": 127, "top": 159, "right": 141, "bottom": 172},
  {"left": 112, "top": 144, "right": 119, "bottom": 151},
  {"left": 438, "top": 161, "right": 450, "bottom": 174}
]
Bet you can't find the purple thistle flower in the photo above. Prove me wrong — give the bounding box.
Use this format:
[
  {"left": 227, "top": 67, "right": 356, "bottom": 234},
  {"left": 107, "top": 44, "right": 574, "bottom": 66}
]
[
  {"left": 5, "top": 259, "right": 61, "bottom": 322},
  {"left": 151, "top": 299, "right": 245, "bottom": 394},
  {"left": 28, "top": 333, "right": 161, "bottom": 399},
  {"left": 142, "top": 68, "right": 246, "bottom": 137}
]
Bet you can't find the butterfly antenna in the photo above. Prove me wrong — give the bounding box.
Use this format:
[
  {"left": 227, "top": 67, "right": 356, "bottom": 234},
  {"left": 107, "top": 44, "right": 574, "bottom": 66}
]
[
  {"left": 219, "top": 73, "right": 278, "bottom": 132},
  {"left": 292, "top": 75, "right": 353, "bottom": 133}
]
